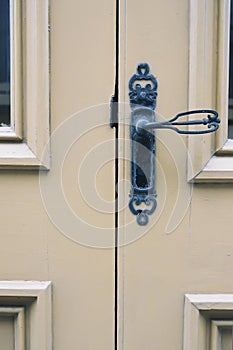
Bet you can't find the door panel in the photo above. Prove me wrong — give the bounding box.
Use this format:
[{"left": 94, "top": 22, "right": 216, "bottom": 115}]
[
  {"left": 0, "top": 316, "right": 14, "bottom": 350},
  {"left": 118, "top": 0, "right": 233, "bottom": 349},
  {"left": 0, "top": 0, "right": 116, "bottom": 349}
]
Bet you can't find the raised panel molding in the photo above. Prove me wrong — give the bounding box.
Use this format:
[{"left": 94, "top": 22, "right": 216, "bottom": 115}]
[
  {"left": 188, "top": 0, "right": 233, "bottom": 182},
  {"left": 0, "top": 281, "right": 52, "bottom": 350},
  {"left": 0, "top": 307, "right": 25, "bottom": 350},
  {"left": 0, "top": 0, "right": 50, "bottom": 169},
  {"left": 184, "top": 294, "right": 233, "bottom": 350},
  {"left": 210, "top": 320, "right": 233, "bottom": 350}
]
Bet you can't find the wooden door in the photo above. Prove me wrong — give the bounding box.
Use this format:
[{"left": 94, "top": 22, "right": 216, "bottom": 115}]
[
  {"left": 117, "top": 0, "right": 233, "bottom": 349},
  {"left": 0, "top": 0, "right": 116, "bottom": 349},
  {"left": 2, "top": 1, "right": 233, "bottom": 349}
]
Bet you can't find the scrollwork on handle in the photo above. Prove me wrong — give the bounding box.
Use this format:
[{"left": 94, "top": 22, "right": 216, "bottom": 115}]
[{"left": 128, "top": 63, "right": 220, "bottom": 226}]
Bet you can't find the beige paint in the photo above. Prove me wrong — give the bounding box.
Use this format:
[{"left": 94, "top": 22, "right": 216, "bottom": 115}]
[
  {"left": 118, "top": 0, "right": 233, "bottom": 349},
  {"left": 0, "top": 0, "right": 116, "bottom": 349},
  {"left": 0, "top": 316, "right": 14, "bottom": 350},
  {"left": 2, "top": 0, "right": 233, "bottom": 349}
]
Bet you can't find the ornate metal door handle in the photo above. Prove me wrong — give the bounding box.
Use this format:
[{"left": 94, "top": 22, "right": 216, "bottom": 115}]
[{"left": 129, "top": 63, "right": 220, "bottom": 225}]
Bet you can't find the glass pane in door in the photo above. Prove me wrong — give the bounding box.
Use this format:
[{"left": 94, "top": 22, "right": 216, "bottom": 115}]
[{"left": 0, "top": 0, "right": 10, "bottom": 127}]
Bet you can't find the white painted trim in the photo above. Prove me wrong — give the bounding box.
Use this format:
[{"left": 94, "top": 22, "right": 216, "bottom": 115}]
[
  {"left": 0, "top": 280, "right": 51, "bottom": 291},
  {"left": 217, "top": 139, "right": 233, "bottom": 153},
  {"left": 0, "top": 143, "right": 49, "bottom": 170},
  {"left": 183, "top": 294, "right": 233, "bottom": 350},
  {"left": 0, "top": 281, "right": 52, "bottom": 350},
  {"left": 0, "top": 128, "right": 22, "bottom": 140},
  {"left": 188, "top": 0, "right": 233, "bottom": 182},
  {"left": 0, "top": 0, "right": 50, "bottom": 169},
  {"left": 190, "top": 156, "right": 233, "bottom": 183}
]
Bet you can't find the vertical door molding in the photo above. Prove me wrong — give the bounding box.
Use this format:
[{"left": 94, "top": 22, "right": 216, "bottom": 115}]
[{"left": 188, "top": 0, "right": 233, "bottom": 182}]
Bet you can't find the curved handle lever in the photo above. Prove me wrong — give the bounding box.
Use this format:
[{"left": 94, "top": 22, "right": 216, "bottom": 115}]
[
  {"left": 129, "top": 63, "right": 220, "bottom": 226},
  {"left": 137, "top": 109, "right": 220, "bottom": 135}
]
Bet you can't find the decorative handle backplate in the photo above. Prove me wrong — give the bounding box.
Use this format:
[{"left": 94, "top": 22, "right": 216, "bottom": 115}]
[{"left": 129, "top": 63, "right": 220, "bottom": 226}]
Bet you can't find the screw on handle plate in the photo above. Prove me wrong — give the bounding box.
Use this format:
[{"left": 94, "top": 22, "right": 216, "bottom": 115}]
[{"left": 128, "top": 63, "right": 220, "bottom": 226}]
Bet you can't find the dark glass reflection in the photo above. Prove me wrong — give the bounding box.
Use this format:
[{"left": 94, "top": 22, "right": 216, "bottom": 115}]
[
  {"left": 229, "top": 3, "right": 233, "bottom": 138},
  {"left": 0, "top": 0, "right": 10, "bottom": 127}
]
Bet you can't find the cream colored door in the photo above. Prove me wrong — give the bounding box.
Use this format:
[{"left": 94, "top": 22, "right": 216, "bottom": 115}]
[
  {"left": 117, "top": 0, "right": 233, "bottom": 349},
  {"left": 0, "top": 0, "right": 116, "bottom": 349}
]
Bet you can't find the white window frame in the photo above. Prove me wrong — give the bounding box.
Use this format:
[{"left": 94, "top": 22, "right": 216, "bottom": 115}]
[
  {"left": 0, "top": 0, "right": 50, "bottom": 169},
  {"left": 188, "top": 0, "right": 233, "bottom": 182}
]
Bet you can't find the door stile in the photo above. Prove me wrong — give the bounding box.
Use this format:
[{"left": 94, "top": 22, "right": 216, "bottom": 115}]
[
  {"left": 113, "top": 0, "right": 120, "bottom": 349},
  {"left": 117, "top": 1, "right": 127, "bottom": 349}
]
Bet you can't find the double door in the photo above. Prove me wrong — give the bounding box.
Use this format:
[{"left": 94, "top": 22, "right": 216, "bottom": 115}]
[{"left": 1, "top": 0, "right": 232, "bottom": 349}]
